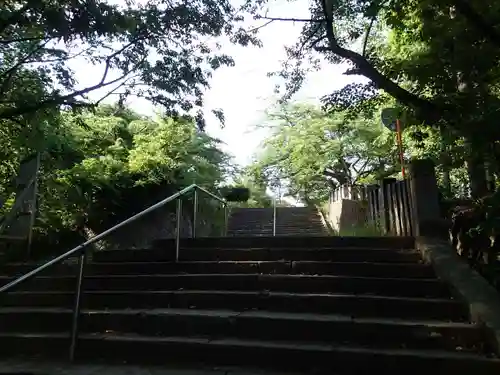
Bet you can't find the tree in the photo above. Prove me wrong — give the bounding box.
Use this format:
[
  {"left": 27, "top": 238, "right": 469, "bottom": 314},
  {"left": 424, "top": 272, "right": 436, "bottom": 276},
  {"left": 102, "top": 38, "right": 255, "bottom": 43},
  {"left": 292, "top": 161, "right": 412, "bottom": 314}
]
[
  {"left": 252, "top": 101, "right": 477, "bottom": 204},
  {"left": 248, "top": 0, "right": 500, "bottom": 197},
  {"left": 221, "top": 165, "right": 273, "bottom": 208},
  {"left": 251, "top": 103, "right": 395, "bottom": 203},
  {"left": 1, "top": 0, "right": 261, "bottom": 128},
  {"left": 0, "top": 104, "right": 234, "bottom": 250}
]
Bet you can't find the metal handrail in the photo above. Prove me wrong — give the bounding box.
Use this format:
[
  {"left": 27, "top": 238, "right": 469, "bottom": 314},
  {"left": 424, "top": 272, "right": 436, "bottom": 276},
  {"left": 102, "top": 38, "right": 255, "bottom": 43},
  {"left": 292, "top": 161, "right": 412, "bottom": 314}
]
[{"left": 0, "top": 183, "right": 227, "bottom": 361}]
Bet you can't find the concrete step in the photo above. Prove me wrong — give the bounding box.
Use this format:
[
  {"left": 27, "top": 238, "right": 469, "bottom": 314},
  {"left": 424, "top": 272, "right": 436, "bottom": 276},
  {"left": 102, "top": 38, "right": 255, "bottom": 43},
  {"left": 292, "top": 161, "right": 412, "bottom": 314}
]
[
  {"left": 0, "top": 261, "right": 437, "bottom": 279},
  {"left": 0, "top": 274, "right": 451, "bottom": 298},
  {"left": 227, "top": 222, "right": 326, "bottom": 227},
  {"left": 0, "top": 290, "right": 469, "bottom": 321},
  {"left": 228, "top": 232, "right": 328, "bottom": 237},
  {"left": 228, "top": 219, "right": 324, "bottom": 224},
  {"left": 227, "top": 227, "right": 327, "bottom": 232},
  {"left": 0, "top": 332, "right": 498, "bottom": 374},
  {"left": 150, "top": 236, "right": 415, "bottom": 250},
  {"left": 228, "top": 225, "right": 325, "bottom": 235},
  {"left": 92, "top": 247, "right": 422, "bottom": 263},
  {"left": 0, "top": 308, "right": 489, "bottom": 354}
]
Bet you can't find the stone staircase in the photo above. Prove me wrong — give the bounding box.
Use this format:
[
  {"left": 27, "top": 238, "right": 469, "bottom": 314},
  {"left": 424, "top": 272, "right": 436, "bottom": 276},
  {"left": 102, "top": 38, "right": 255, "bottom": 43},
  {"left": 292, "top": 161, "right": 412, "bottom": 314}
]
[
  {"left": 228, "top": 207, "right": 328, "bottom": 236},
  {"left": 0, "top": 235, "right": 499, "bottom": 374}
]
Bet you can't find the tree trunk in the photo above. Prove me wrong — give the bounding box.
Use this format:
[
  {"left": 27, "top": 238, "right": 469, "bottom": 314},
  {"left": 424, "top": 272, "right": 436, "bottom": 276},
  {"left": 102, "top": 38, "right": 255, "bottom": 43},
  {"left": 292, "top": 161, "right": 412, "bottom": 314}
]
[
  {"left": 466, "top": 141, "right": 488, "bottom": 198},
  {"left": 442, "top": 167, "right": 452, "bottom": 197},
  {"left": 449, "top": 6, "right": 488, "bottom": 199}
]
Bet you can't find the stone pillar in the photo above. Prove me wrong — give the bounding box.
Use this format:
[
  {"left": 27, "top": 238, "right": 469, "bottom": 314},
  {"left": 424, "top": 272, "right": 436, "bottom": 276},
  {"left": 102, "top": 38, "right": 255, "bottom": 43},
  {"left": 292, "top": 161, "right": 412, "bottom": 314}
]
[
  {"left": 366, "top": 184, "right": 379, "bottom": 227},
  {"left": 408, "top": 158, "right": 443, "bottom": 237},
  {"left": 378, "top": 178, "right": 396, "bottom": 235}
]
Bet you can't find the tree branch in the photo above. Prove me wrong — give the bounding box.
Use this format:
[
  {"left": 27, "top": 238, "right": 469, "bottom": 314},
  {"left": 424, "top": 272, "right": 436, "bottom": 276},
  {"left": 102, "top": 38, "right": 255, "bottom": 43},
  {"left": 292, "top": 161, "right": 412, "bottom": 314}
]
[
  {"left": 316, "top": 0, "right": 441, "bottom": 120},
  {"left": 314, "top": 45, "right": 438, "bottom": 119},
  {"left": 362, "top": 18, "right": 375, "bottom": 57},
  {"left": 0, "top": 36, "right": 49, "bottom": 45},
  {"left": 0, "top": 3, "right": 30, "bottom": 34},
  {"left": 0, "top": 57, "right": 146, "bottom": 120},
  {"left": 0, "top": 40, "right": 49, "bottom": 79},
  {"left": 257, "top": 16, "right": 325, "bottom": 23},
  {"left": 247, "top": 19, "right": 274, "bottom": 33},
  {"left": 0, "top": 40, "right": 51, "bottom": 96},
  {"left": 95, "top": 74, "right": 140, "bottom": 105},
  {"left": 25, "top": 45, "right": 93, "bottom": 64}
]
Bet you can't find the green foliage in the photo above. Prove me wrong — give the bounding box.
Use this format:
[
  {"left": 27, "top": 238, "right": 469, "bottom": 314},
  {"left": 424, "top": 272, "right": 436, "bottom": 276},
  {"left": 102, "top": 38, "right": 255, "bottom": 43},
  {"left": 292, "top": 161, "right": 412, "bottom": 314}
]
[
  {"left": 257, "top": 0, "right": 500, "bottom": 135},
  {"left": 250, "top": 101, "right": 476, "bottom": 205},
  {"left": 237, "top": 0, "right": 500, "bottom": 203},
  {"left": 1, "top": 0, "right": 261, "bottom": 127},
  {"left": 0, "top": 104, "right": 233, "bottom": 245},
  {"left": 250, "top": 103, "right": 399, "bottom": 203},
  {"left": 245, "top": 0, "right": 500, "bottom": 201},
  {"left": 225, "top": 166, "right": 273, "bottom": 208}
]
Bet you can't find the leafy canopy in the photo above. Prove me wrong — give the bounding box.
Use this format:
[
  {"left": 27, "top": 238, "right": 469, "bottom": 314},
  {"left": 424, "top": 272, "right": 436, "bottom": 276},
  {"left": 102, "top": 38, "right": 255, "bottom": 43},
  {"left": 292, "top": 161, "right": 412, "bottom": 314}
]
[{"left": 1, "top": 0, "right": 261, "bottom": 128}]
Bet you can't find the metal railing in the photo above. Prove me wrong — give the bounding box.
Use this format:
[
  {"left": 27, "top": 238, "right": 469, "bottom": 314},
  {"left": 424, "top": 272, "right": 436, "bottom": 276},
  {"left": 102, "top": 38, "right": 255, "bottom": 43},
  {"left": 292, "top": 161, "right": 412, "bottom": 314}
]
[{"left": 0, "top": 183, "right": 227, "bottom": 361}]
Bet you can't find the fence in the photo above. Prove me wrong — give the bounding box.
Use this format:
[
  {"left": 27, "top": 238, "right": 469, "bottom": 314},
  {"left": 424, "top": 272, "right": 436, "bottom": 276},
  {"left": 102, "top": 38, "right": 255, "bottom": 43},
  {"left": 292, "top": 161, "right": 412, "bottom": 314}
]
[{"left": 329, "top": 178, "right": 414, "bottom": 236}]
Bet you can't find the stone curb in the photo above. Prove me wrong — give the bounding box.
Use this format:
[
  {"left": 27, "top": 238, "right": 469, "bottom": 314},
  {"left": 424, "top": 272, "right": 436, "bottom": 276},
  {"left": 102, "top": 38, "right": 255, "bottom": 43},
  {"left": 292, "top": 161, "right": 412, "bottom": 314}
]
[{"left": 416, "top": 236, "right": 500, "bottom": 355}]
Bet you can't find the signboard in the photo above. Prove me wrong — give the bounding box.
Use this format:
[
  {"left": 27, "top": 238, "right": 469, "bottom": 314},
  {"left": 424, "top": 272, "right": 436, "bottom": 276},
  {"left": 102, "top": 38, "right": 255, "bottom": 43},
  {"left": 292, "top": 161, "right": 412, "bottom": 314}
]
[{"left": 381, "top": 107, "right": 398, "bottom": 131}]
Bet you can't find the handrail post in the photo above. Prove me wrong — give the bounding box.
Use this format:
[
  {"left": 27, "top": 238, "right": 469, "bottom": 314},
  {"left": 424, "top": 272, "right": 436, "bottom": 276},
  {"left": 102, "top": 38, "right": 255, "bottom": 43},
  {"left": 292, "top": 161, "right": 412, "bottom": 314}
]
[
  {"left": 273, "top": 197, "right": 277, "bottom": 237},
  {"left": 69, "top": 249, "right": 87, "bottom": 362},
  {"left": 175, "top": 198, "right": 182, "bottom": 262},
  {"left": 192, "top": 188, "right": 198, "bottom": 238},
  {"left": 223, "top": 203, "right": 228, "bottom": 236}
]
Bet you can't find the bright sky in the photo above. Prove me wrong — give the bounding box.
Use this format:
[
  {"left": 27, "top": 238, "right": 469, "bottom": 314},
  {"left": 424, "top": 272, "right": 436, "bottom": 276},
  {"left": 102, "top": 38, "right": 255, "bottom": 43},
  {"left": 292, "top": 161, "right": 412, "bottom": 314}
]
[{"left": 71, "top": 0, "right": 364, "bottom": 167}]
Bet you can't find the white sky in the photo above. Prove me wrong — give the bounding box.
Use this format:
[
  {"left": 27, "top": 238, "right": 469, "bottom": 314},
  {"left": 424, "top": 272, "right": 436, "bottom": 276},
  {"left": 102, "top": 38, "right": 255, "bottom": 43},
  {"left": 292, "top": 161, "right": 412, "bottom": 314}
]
[{"left": 70, "top": 0, "right": 363, "bottom": 167}]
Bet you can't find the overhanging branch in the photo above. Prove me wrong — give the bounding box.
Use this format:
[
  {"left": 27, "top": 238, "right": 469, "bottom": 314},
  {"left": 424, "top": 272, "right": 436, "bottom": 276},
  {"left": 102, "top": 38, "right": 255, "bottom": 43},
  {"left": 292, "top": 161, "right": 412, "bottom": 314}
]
[
  {"left": 313, "top": 0, "right": 442, "bottom": 121},
  {"left": 0, "top": 57, "right": 146, "bottom": 120},
  {"left": 257, "top": 16, "right": 325, "bottom": 23},
  {"left": 316, "top": 44, "right": 437, "bottom": 115}
]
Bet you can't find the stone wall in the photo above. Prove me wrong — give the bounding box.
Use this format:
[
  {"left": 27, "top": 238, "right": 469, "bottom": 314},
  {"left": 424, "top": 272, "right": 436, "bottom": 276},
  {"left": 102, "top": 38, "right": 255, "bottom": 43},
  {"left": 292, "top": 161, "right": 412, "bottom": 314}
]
[
  {"left": 87, "top": 203, "right": 194, "bottom": 251},
  {"left": 327, "top": 199, "right": 368, "bottom": 233},
  {"left": 87, "top": 193, "right": 226, "bottom": 251}
]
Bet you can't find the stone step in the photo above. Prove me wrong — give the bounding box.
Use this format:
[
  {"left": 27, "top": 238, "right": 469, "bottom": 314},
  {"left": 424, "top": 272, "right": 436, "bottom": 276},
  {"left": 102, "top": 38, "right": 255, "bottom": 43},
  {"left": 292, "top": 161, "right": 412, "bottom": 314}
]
[
  {"left": 229, "top": 212, "right": 319, "bottom": 218},
  {"left": 228, "top": 219, "right": 324, "bottom": 224},
  {"left": 228, "top": 221, "right": 323, "bottom": 226},
  {"left": 228, "top": 233, "right": 328, "bottom": 237},
  {"left": 0, "top": 274, "right": 451, "bottom": 298},
  {"left": 0, "top": 332, "right": 498, "bottom": 374},
  {"left": 0, "top": 290, "right": 469, "bottom": 320},
  {"left": 227, "top": 228, "right": 327, "bottom": 233},
  {"left": 93, "top": 247, "right": 422, "bottom": 263},
  {"left": 227, "top": 222, "right": 325, "bottom": 227},
  {"left": 227, "top": 226, "right": 326, "bottom": 231},
  {"left": 0, "top": 308, "right": 489, "bottom": 354},
  {"left": 226, "top": 229, "right": 325, "bottom": 233},
  {"left": 0, "top": 261, "right": 437, "bottom": 279},
  {"left": 150, "top": 236, "right": 415, "bottom": 250}
]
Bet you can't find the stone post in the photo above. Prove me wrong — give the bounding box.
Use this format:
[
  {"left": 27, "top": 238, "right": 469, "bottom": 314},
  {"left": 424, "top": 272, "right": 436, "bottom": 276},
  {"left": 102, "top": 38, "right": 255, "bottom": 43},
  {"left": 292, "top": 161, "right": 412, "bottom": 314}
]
[
  {"left": 378, "top": 178, "right": 396, "bottom": 235},
  {"left": 366, "top": 184, "right": 379, "bottom": 227},
  {"left": 408, "top": 158, "right": 444, "bottom": 237}
]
